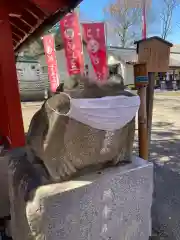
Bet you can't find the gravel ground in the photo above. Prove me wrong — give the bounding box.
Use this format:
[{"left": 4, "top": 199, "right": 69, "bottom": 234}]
[
  {"left": 150, "top": 94, "right": 180, "bottom": 167},
  {"left": 21, "top": 94, "right": 180, "bottom": 161},
  {"left": 21, "top": 101, "right": 42, "bottom": 132}
]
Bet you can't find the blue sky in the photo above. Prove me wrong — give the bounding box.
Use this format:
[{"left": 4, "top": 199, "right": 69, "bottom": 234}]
[
  {"left": 80, "top": 0, "right": 108, "bottom": 21},
  {"left": 79, "top": 0, "right": 180, "bottom": 44}
]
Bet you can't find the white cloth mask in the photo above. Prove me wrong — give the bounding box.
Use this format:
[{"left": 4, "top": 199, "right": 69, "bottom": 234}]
[{"left": 47, "top": 93, "right": 140, "bottom": 131}]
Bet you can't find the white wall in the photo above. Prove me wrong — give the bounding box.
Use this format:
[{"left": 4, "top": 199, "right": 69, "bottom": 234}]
[
  {"left": 38, "top": 45, "right": 96, "bottom": 82},
  {"left": 124, "top": 64, "right": 134, "bottom": 86},
  {"left": 16, "top": 62, "right": 41, "bottom": 81},
  {"left": 38, "top": 46, "right": 134, "bottom": 85},
  {"left": 108, "top": 48, "right": 137, "bottom": 63}
]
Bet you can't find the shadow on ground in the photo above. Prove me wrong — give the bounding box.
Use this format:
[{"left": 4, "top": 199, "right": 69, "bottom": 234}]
[
  {"left": 134, "top": 121, "right": 180, "bottom": 174},
  {"left": 143, "top": 121, "right": 180, "bottom": 239},
  {"left": 153, "top": 122, "right": 174, "bottom": 128},
  {"left": 149, "top": 121, "right": 180, "bottom": 172}
]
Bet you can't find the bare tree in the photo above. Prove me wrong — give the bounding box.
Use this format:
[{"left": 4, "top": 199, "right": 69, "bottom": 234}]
[
  {"left": 104, "top": 2, "right": 142, "bottom": 47},
  {"left": 160, "top": 0, "right": 180, "bottom": 39},
  {"left": 21, "top": 23, "right": 61, "bottom": 57}
]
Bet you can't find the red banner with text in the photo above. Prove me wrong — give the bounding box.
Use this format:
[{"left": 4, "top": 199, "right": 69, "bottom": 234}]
[
  {"left": 42, "top": 34, "right": 60, "bottom": 92},
  {"left": 82, "top": 22, "right": 108, "bottom": 81},
  {"left": 60, "top": 12, "right": 84, "bottom": 76}
]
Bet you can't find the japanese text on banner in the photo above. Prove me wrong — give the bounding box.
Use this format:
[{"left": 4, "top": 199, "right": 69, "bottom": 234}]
[
  {"left": 42, "top": 34, "right": 60, "bottom": 92},
  {"left": 82, "top": 22, "right": 108, "bottom": 81},
  {"left": 60, "top": 12, "right": 84, "bottom": 76}
]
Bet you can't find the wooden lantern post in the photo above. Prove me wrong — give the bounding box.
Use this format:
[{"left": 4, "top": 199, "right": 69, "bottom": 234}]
[
  {"left": 135, "top": 36, "right": 173, "bottom": 158},
  {"left": 134, "top": 63, "right": 148, "bottom": 160}
]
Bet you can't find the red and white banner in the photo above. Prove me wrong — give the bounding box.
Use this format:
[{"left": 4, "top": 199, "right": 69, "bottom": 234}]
[
  {"left": 60, "top": 12, "right": 84, "bottom": 76},
  {"left": 42, "top": 34, "right": 60, "bottom": 92},
  {"left": 82, "top": 22, "right": 108, "bottom": 81}
]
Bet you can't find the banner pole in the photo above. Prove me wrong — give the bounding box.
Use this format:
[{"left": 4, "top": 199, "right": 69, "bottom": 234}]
[
  {"left": 142, "top": 0, "right": 147, "bottom": 39},
  {"left": 104, "top": 21, "right": 109, "bottom": 78}
]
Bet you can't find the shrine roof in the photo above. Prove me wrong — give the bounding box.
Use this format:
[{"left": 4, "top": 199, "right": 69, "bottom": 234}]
[
  {"left": 0, "top": 0, "right": 82, "bottom": 55},
  {"left": 16, "top": 55, "right": 39, "bottom": 63},
  {"left": 134, "top": 36, "right": 173, "bottom": 47}
]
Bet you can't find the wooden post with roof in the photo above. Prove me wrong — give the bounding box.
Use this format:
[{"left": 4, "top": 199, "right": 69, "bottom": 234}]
[{"left": 134, "top": 36, "right": 173, "bottom": 158}]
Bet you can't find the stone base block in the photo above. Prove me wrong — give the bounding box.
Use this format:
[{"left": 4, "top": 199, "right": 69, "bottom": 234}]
[
  {"left": 25, "top": 157, "right": 153, "bottom": 240},
  {"left": 0, "top": 155, "right": 10, "bottom": 218}
]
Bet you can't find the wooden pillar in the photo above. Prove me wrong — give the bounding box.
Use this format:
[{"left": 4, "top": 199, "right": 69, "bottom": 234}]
[
  {"left": 0, "top": 13, "right": 25, "bottom": 147},
  {"left": 138, "top": 86, "right": 148, "bottom": 160},
  {"left": 134, "top": 63, "right": 148, "bottom": 160},
  {"left": 146, "top": 72, "right": 155, "bottom": 147}
]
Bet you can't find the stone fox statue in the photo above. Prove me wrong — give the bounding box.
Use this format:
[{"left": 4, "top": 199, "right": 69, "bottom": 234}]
[{"left": 26, "top": 76, "right": 140, "bottom": 182}]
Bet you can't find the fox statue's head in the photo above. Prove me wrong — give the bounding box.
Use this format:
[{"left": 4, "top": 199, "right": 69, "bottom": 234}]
[{"left": 27, "top": 74, "right": 139, "bottom": 182}]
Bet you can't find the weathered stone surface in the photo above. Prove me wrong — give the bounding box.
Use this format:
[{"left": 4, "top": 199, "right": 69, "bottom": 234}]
[
  {"left": 27, "top": 80, "right": 137, "bottom": 182},
  {"left": 0, "top": 154, "right": 10, "bottom": 218},
  {"left": 8, "top": 147, "right": 50, "bottom": 240},
  {"left": 8, "top": 149, "right": 153, "bottom": 240}
]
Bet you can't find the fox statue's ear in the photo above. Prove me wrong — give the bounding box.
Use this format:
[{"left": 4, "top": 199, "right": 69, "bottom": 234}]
[
  {"left": 56, "top": 83, "right": 64, "bottom": 93},
  {"left": 63, "top": 74, "right": 97, "bottom": 90},
  {"left": 63, "top": 75, "right": 78, "bottom": 89},
  {"left": 106, "top": 74, "right": 125, "bottom": 87},
  {"left": 78, "top": 75, "right": 95, "bottom": 88}
]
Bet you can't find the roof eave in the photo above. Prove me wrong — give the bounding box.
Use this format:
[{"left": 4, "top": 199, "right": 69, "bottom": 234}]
[
  {"left": 15, "top": 0, "right": 82, "bottom": 56},
  {"left": 134, "top": 36, "right": 173, "bottom": 47}
]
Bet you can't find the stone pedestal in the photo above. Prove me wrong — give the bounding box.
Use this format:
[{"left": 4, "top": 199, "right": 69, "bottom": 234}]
[
  {"left": 23, "top": 157, "right": 153, "bottom": 240},
  {"left": 0, "top": 155, "right": 10, "bottom": 218}
]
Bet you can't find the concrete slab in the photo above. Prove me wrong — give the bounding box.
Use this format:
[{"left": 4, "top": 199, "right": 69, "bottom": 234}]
[
  {"left": 25, "top": 157, "right": 153, "bottom": 240},
  {"left": 0, "top": 154, "right": 10, "bottom": 218}
]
